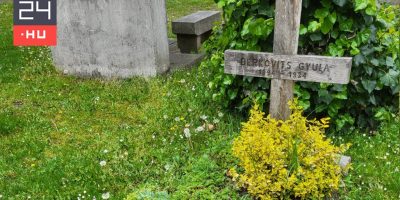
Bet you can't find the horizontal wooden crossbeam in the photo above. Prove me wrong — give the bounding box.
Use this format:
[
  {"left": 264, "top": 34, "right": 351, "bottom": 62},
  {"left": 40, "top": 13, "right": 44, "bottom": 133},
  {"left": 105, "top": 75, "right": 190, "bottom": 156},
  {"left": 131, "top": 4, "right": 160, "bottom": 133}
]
[{"left": 224, "top": 50, "right": 352, "bottom": 84}]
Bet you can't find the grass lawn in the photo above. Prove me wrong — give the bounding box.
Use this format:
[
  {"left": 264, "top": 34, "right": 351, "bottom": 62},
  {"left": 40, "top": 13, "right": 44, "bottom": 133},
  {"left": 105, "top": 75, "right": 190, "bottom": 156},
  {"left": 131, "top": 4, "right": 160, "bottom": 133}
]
[{"left": 1, "top": 1, "right": 399, "bottom": 199}]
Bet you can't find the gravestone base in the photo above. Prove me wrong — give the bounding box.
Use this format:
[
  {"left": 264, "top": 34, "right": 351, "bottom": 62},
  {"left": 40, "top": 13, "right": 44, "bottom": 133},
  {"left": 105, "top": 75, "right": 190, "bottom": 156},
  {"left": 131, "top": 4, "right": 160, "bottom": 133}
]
[
  {"left": 52, "top": 0, "right": 170, "bottom": 78},
  {"left": 169, "top": 39, "right": 205, "bottom": 69}
]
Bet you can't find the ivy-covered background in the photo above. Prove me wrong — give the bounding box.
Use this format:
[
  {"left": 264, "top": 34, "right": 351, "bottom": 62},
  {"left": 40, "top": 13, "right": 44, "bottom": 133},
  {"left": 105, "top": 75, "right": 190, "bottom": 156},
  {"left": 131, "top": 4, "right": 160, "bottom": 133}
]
[{"left": 202, "top": 0, "right": 400, "bottom": 132}]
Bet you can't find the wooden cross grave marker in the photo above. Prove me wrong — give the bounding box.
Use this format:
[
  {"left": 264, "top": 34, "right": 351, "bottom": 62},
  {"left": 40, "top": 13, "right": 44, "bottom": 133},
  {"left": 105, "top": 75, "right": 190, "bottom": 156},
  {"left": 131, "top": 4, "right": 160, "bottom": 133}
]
[{"left": 224, "top": 0, "right": 353, "bottom": 120}]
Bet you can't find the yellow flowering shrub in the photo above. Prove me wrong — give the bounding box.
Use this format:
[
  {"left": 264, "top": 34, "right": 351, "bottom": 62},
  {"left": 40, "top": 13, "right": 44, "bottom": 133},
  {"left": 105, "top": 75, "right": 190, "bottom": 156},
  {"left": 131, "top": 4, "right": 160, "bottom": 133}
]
[{"left": 231, "top": 100, "right": 349, "bottom": 200}]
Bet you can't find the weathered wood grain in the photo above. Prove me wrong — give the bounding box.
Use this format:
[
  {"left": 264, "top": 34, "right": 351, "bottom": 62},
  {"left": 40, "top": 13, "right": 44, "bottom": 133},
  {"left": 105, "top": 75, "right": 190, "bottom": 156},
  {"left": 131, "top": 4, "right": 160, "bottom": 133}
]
[
  {"left": 268, "top": 0, "right": 303, "bottom": 120},
  {"left": 224, "top": 50, "right": 352, "bottom": 84}
]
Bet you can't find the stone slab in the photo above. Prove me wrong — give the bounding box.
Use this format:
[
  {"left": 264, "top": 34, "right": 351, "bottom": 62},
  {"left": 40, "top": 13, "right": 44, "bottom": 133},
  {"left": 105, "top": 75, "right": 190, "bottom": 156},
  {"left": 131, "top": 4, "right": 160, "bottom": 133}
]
[
  {"left": 339, "top": 155, "right": 351, "bottom": 169},
  {"left": 169, "top": 38, "right": 204, "bottom": 69},
  {"left": 52, "top": 0, "right": 170, "bottom": 78},
  {"left": 169, "top": 52, "right": 205, "bottom": 70},
  {"left": 380, "top": 0, "right": 400, "bottom": 4},
  {"left": 168, "top": 39, "right": 203, "bottom": 69},
  {"left": 172, "top": 11, "right": 221, "bottom": 35}
]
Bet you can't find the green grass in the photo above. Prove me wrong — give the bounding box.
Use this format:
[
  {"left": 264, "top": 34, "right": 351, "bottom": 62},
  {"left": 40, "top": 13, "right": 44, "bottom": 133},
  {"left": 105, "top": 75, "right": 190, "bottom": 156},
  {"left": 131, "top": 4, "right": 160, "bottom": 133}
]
[
  {"left": 1, "top": 1, "right": 400, "bottom": 199},
  {"left": 337, "top": 120, "right": 400, "bottom": 200},
  {"left": 0, "top": 2, "right": 242, "bottom": 199}
]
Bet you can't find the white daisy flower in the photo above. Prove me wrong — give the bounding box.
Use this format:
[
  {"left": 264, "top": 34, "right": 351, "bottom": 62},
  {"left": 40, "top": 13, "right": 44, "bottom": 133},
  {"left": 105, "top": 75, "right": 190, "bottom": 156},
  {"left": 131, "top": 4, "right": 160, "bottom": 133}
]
[
  {"left": 200, "top": 115, "right": 208, "bottom": 121},
  {"left": 100, "top": 161, "right": 107, "bottom": 167},
  {"left": 184, "top": 128, "right": 191, "bottom": 138},
  {"left": 101, "top": 192, "right": 110, "bottom": 200}
]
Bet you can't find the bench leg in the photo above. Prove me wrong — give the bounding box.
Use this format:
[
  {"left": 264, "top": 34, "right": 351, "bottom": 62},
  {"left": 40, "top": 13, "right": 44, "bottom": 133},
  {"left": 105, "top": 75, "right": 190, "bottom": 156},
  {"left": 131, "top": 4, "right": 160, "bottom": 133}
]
[{"left": 177, "top": 34, "right": 202, "bottom": 53}]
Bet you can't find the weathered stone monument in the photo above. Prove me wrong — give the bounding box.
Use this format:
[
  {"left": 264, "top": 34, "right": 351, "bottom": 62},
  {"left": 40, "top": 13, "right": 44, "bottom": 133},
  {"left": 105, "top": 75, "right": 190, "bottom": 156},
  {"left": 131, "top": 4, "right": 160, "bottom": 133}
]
[{"left": 52, "top": 0, "right": 170, "bottom": 78}]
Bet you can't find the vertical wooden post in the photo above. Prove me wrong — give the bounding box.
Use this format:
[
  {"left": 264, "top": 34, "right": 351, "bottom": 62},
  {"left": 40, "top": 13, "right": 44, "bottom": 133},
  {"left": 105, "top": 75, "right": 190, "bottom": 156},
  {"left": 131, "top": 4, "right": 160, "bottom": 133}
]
[{"left": 269, "top": 0, "right": 303, "bottom": 120}]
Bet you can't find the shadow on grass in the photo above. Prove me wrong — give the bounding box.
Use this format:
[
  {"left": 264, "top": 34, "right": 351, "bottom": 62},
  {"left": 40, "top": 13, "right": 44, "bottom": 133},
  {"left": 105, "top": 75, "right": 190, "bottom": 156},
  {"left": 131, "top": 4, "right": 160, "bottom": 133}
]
[{"left": 0, "top": 111, "right": 22, "bottom": 136}]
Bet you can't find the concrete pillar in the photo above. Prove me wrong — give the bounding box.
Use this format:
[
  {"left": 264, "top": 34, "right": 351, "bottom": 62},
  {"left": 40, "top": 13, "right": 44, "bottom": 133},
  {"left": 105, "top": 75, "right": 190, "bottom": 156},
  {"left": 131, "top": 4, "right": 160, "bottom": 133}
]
[{"left": 52, "top": 0, "right": 170, "bottom": 78}]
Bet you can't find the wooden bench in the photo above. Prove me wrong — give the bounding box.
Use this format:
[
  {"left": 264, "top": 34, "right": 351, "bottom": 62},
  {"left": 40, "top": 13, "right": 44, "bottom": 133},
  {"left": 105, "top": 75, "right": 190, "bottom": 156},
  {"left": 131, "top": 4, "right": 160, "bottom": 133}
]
[{"left": 172, "top": 11, "right": 221, "bottom": 53}]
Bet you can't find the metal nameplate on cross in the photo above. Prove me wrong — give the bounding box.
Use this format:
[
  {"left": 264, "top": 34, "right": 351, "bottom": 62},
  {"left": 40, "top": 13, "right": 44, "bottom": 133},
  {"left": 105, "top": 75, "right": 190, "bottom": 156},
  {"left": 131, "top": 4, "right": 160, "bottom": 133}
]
[{"left": 224, "top": 0, "right": 353, "bottom": 120}]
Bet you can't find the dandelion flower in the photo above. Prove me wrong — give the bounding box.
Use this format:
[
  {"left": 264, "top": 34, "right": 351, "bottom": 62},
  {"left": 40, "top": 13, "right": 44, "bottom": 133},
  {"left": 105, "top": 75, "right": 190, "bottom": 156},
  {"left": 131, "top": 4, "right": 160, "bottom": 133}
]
[
  {"left": 103, "top": 150, "right": 109, "bottom": 154},
  {"left": 218, "top": 112, "right": 224, "bottom": 118},
  {"left": 200, "top": 115, "right": 208, "bottom": 121},
  {"left": 174, "top": 117, "right": 180, "bottom": 122},
  {"left": 101, "top": 192, "right": 110, "bottom": 200},
  {"left": 179, "top": 79, "right": 186, "bottom": 83},
  {"left": 100, "top": 161, "right": 107, "bottom": 167},
  {"left": 184, "top": 128, "right": 191, "bottom": 138}
]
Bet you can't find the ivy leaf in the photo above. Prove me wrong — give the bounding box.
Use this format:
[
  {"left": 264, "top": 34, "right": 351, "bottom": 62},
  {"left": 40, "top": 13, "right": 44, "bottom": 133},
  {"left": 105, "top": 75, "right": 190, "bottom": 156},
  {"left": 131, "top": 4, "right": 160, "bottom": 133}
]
[
  {"left": 333, "top": 0, "right": 347, "bottom": 7},
  {"left": 386, "top": 57, "right": 394, "bottom": 67},
  {"left": 328, "top": 43, "right": 344, "bottom": 56},
  {"left": 223, "top": 76, "right": 233, "bottom": 85},
  {"left": 308, "top": 21, "right": 320, "bottom": 32},
  {"left": 310, "top": 33, "right": 322, "bottom": 41},
  {"left": 380, "top": 69, "right": 399, "bottom": 87},
  {"left": 241, "top": 18, "right": 274, "bottom": 39},
  {"left": 350, "top": 47, "right": 360, "bottom": 55},
  {"left": 331, "top": 29, "right": 339, "bottom": 38},
  {"left": 354, "top": 54, "right": 366, "bottom": 66},
  {"left": 363, "top": 65, "right": 373, "bottom": 75},
  {"left": 369, "top": 94, "right": 376, "bottom": 105},
  {"left": 370, "top": 59, "right": 379, "bottom": 66},
  {"left": 328, "top": 12, "right": 337, "bottom": 24},
  {"left": 361, "top": 79, "right": 376, "bottom": 93},
  {"left": 358, "top": 30, "right": 371, "bottom": 44},
  {"left": 318, "top": 89, "right": 333, "bottom": 104},
  {"left": 333, "top": 91, "right": 348, "bottom": 99},
  {"left": 321, "top": 19, "right": 334, "bottom": 34},
  {"left": 299, "top": 24, "right": 308, "bottom": 35},
  {"left": 315, "top": 8, "right": 329, "bottom": 19},
  {"left": 339, "top": 18, "right": 353, "bottom": 32},
  {"left": 321, "top": 0, "right": 332, "bottom": 8},
  {"left": 366, "top": 4, "right": 377, "bottom": 16},
  {"left": 299, "top": 100, "right": 311, "bottom": 110},
  {"left": 335, "top": 114, "right": 354, "bottom": 131},
  {"left": 228, "top": 89, "right": 238, "bottom": 100},
  {"left": 354, "top": 0, "right": 368, "bottom": 11}
]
